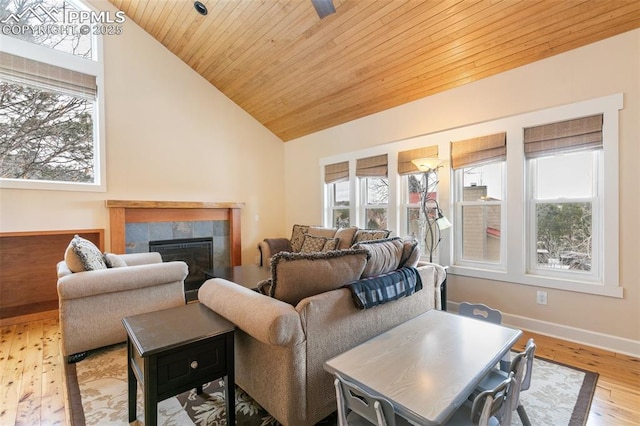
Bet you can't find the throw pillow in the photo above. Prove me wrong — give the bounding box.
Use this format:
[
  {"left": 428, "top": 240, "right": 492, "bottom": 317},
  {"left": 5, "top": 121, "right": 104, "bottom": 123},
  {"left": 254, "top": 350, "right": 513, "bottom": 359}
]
[
  {"left": 290, "top": 224, "right": 310, "bottom": 252},
  {"left": 353, "top": 229, "right": 391, "bottom": 243},
  {"left": 269, "top": 249, "right": 369, "bottom": 306},
  {"left": 64, "top": 235, "right": 107, "bottom": 272},
  {"left": 323, "top": 237, "right": 339, "bottom": 251},
  {"left": 399, "top": 237, "right": 420, "bottom": 268},
  {"left": 353, "top": 237, "right": 404, "bottom": 278},
  {"left": 103, "top": 252, "right": 127, "bottom": 268},
  {"left": 335, "top": 227, "right": 358, "bottom": 249},
  {"left": 300, "top": 235, "right": 328, "bottom": 253}
]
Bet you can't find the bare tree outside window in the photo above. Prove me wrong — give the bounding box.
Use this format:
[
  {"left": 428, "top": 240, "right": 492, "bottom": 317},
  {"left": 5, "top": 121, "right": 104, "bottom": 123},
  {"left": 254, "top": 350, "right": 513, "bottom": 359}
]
[
  {"left": 0, "top": 81, "right": 94, "bottom": 182},
  {"left": 364, "top": 177, "right": 388, "bottom": 229}
]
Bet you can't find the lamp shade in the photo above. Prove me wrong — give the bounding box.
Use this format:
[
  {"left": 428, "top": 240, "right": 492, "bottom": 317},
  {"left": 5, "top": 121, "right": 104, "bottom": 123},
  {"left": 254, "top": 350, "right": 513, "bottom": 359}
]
[
  {"left": 411, "top": 157, "right": 441, "bottom": 172},
  {"left": 436, "top": 214, "right": 452, "bottom": 230}
]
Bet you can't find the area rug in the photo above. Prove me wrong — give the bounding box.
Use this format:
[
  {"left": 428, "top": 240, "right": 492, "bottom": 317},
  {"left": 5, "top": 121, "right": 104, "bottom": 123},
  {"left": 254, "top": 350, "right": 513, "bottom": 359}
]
[{"left": 65, "top": 343, "right": 598, "bottom": 425}]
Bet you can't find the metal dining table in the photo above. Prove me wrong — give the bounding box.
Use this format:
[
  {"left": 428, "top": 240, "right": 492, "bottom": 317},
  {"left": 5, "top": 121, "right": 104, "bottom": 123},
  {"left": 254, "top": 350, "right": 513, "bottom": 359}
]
[{"left": 324, "top": 309, "right": 523, "bottom": 425}]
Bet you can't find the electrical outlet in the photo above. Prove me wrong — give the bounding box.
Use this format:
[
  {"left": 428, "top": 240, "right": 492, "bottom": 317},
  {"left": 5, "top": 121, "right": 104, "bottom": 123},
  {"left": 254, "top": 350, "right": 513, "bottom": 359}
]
[{"left": 536, "top": 290, "right": 548, "bottom": 305}]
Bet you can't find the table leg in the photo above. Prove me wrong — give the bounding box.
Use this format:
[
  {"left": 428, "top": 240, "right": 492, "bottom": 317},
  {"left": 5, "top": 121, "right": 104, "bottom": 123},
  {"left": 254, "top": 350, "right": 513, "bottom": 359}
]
[
  {"left": 127, "top": 339, "right": 137, "bottom": 422},
  {"left": 144, "top": 357, "right": 158, "bottom": 426},
  {"left": 224, "top": 375, "right": 235, "bottom": 426}
]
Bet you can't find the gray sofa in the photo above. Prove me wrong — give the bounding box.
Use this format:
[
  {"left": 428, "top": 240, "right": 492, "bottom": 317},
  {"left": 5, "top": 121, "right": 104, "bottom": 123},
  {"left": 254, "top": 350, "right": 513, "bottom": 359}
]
[
  {"left": 57, "top": 251, "right": 187, "bottom": 361},
  {"left": 199, "top": 240, "right": 446, "bottom": 426}
]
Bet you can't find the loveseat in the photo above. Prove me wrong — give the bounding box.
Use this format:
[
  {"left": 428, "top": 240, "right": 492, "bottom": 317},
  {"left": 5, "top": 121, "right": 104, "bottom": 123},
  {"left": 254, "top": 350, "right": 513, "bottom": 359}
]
[
  {"left": 57, "top": 235, "right": 188, "bottom": 362},
  {"left": 199, "top": 238, "right": 446, "bottom": 425},
  {"left": 257, "top": 225, "right": 391, "bottom": 266}
]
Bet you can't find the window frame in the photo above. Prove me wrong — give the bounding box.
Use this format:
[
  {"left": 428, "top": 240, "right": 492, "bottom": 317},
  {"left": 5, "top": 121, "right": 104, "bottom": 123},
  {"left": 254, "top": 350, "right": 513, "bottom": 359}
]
[{"left": 0, "top": 5, "right": 105, "bottom": 192}]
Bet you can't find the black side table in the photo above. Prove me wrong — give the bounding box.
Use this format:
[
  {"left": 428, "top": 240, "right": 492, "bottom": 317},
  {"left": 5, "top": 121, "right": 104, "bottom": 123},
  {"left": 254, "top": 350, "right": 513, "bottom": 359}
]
[{"left": 122, "top": 303, "right": 235, "bottom": 425}]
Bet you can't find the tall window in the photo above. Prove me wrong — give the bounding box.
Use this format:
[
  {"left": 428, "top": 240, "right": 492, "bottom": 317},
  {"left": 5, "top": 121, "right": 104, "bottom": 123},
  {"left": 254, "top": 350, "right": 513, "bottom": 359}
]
[
  {"left": 452, "top": 133, "right": 506, "bottom": 268},
  {"left": 0, "top": 0, "right": 105, "bottom": 191},
  {"left": 356, "top": 154, "right": 388, "bottom": 230},
  {"left": 325, "top": 161, "right": 350, "bottom": 228},
  {"left": 398, "top": 145, "right": 439, "bottom": 255},
  {"left": 525, "top": 114, "right": 603, "bottom": 280}
]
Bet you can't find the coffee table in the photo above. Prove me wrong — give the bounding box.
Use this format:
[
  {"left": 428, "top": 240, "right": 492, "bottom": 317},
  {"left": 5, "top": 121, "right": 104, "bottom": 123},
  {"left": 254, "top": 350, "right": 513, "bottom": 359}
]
[
  {"left": 204, "top": 264, "right": 271, "bottom": 290},
  {"left": 122, "top": 303, "right": 236, "bottom": 426}
]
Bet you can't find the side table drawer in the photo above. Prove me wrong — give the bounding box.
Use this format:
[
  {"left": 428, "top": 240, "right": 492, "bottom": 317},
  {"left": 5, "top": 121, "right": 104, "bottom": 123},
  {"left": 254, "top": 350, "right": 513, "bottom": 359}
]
[{"left": 156, "top": 338, "right": 227, "bottom": 395}]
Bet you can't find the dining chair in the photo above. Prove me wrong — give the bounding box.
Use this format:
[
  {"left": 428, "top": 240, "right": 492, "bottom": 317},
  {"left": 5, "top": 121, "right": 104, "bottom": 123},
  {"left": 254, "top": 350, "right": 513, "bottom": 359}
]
[
  {"left": 475, "top": 338, "right": 537, "bottom": 426},
  {"left": 333, "top": 374, "right": 412, "bottom": 426},
  {"left": 458, "top": 302, "right": 510, "bottom": 372},
  {"left": 445, "top": 373, "right": 516, "bottom": 426}
]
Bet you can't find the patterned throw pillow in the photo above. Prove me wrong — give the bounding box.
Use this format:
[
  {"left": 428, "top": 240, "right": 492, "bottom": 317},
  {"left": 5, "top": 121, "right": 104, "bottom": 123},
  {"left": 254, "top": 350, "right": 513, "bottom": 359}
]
[
  {"left": 322, "top": 238, "right": 340, "bottom": 251},
  {"left": 290, "top": 224, "right": 310, "bottom": 252},
  {"left": 300, "top": 235, "right": 328, "bottom": 253},
  {"left": 353, "top": 229, "right": 391, "bottom": 244},
  {"left": 64, "top": 235, "right": 107, "bottom": 272}
]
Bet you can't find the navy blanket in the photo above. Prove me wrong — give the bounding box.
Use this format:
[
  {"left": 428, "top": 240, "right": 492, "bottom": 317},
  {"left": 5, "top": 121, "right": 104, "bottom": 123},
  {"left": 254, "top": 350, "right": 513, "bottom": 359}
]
[{"left": 346, "top": 267, "right": 423, "bottom": 310}]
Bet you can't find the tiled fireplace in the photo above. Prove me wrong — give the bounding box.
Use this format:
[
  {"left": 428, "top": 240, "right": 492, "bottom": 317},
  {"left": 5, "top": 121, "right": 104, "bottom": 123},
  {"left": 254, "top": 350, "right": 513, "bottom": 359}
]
[{"left": 106, "top": 200, "right": 244, "bottom": 267}]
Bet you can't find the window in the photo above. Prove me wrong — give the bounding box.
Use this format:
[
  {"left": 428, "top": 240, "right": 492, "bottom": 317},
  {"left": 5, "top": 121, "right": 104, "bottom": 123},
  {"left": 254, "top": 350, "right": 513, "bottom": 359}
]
[
  {"left": 525, "top": 115, "right": 603, "bottom": 282},
  {"left": 356, "top": 154, "right": 388, "bottom": 230},
  {"left": 451, "top": 133, "right": 507, "bottom": 269},
  {"left": 324, "top": 161, "right": 350, "bottom": 228},
  {"left": 0, "top": 0, "right": 105, "bottom": 191}
]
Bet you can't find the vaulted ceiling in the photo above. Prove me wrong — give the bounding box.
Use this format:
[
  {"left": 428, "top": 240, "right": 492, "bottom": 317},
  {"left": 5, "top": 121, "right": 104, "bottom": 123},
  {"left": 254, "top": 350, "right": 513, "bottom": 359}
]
[{"left": 108, "top": 0, "right": 640, "bottom": 142}]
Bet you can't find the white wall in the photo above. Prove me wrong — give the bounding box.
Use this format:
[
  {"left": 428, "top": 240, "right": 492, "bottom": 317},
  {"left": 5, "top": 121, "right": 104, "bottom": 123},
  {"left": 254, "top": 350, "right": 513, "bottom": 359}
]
[
  {"left": 284, "top": 30, "right": 640, "bottom": 355},
  {"left": 0, "top": 0, "right": 286, "bottom": 265}
]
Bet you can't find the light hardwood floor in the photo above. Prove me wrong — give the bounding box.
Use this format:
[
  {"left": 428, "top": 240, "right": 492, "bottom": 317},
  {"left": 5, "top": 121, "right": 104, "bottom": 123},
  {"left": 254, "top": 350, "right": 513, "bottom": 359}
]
[{"left": 0, "top": 312, "right": 638, "bottom": 425}]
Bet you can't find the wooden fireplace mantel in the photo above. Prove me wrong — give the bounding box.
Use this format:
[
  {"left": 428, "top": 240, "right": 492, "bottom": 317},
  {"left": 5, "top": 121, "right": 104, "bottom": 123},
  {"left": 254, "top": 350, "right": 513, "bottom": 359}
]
[{"left": 106, "top": 200, "right": 245, "bottom": 266}]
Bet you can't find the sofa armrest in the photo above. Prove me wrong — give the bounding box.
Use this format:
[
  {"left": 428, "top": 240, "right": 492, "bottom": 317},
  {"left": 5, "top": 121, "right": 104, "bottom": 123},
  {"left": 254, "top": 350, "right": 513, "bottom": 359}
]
[
  {"left": 198, "top": 278, "right": 304, "bottom": 347},
  {"left": 57, "top": 261, "right": 188, "bottom": 300},
  {"left": 257, "top": 238, "right": 292, "bottom": 266},
  {"left": 416, "top": 261, "right": 447, "bottom": 310}
]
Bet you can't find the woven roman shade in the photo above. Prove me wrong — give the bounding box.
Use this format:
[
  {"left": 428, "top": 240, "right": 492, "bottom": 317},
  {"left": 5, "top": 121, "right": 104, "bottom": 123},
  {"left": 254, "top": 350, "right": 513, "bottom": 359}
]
[
  {"left": 398, "top": 145, "right": 439, "bottom": 175},
  {"left": 324, "top": 161, "right": 349, "bottom": 184},
  {"left": 0, "top": 52, "right": 96, "bottom": 99},
  {"left": 356, "top": 154, "right": 388, "bottom": 178},
  {"left": 450, "top": 132, "right": 506, "bottom": 170},
  {"left": 524, "top": 114, "right": 603, "bottom": 158}
]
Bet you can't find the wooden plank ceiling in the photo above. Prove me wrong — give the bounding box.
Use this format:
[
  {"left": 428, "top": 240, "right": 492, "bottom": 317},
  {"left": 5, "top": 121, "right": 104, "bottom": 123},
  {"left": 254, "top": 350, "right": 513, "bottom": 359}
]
[{"left": 108, "top": 0, "right": 640, "bottom": 142}]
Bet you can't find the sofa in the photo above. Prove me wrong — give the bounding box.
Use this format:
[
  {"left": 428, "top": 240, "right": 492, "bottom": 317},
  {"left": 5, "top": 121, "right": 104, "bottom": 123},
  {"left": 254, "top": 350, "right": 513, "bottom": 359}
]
[
  {"left": 57, "top": 235, "right": 188, "bottom": 361},
  {"left": 199, "top": 237, "right": 446, "bottom": 425},
  {"left": 257, "top": 225, "right": 391, "bottom": 266}
]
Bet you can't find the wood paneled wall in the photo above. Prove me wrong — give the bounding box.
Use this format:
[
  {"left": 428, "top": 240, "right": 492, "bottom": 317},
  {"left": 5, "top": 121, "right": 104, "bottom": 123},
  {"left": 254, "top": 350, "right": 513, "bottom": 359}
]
[{"left": 0, "top": 230, "right": 104, "bottom": 319}]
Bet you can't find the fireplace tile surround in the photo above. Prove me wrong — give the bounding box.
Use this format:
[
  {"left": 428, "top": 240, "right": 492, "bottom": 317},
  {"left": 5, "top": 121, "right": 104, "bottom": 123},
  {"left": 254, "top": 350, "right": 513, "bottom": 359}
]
[{"left": 125, "top": 220, "right": 230, "bottom": 269}]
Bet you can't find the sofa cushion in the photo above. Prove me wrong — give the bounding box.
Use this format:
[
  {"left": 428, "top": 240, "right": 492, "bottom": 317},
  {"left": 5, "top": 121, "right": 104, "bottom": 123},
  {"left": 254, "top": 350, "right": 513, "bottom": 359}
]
[
  {"left": 308, "top": 226, "right": 338, "bottom": 239},
  {"left": 269, "top": 249, "right": 369, "bottom": 306},
  {"left": 399, "top": 237, "right": 420, "bottom": 268},
  {"left": 335, "top": 227, "right": 358, "bottom": 249},
  {"left": 353, "top": 237, "right": 404, "bottom": 278},
  {"left": 353, "top": 229, "right": 391, "bottom": 243},
  {"left": 64, "top": 235, "right": 107, "bottom": 272}
]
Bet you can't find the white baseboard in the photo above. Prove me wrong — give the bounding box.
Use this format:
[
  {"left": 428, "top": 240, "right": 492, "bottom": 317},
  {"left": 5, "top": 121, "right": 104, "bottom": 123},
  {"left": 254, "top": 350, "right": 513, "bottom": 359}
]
[{"left": 448, "top": 302, "right": 640, "bottom": 358}]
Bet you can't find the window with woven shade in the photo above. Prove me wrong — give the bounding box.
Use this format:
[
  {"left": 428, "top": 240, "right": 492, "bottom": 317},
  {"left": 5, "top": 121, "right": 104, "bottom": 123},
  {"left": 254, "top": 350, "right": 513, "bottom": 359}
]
[
  {"left": 525, "top": 114, "right": 603, "bottom": 279},
  {"left": 451, "top": 133, "right": 506, "bottom": 268},
  {"left": 356, "top": 154, "right": 388, "bottom": 230},
  {"left": 325, "top": 161, "right": 351, "bottom": 228}
]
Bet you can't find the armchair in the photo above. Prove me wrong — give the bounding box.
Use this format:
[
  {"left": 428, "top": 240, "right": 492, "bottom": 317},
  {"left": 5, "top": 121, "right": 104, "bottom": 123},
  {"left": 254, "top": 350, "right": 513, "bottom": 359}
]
[{"left": 57, "top": 252, "right": 188, "bottom": 362}]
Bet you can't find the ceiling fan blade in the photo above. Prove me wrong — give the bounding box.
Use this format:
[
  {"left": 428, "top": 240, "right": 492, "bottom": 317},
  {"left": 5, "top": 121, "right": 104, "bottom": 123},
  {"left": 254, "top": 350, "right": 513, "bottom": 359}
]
[{"left": 311, "top": 0, "right": 336, "bottom": 18}]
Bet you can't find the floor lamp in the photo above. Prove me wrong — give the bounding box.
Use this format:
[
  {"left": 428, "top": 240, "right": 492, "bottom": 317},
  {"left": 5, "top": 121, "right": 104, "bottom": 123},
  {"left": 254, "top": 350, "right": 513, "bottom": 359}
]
[{"left": 411, "top": 158, "right": 452, "bottom": 263}]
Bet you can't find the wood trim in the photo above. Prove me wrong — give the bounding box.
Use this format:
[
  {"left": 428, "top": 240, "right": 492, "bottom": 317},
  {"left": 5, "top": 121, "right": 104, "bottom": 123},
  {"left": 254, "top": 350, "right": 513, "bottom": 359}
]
[
  {"left": 105, "top": 200, "right": 245, "bottom": 209},
  {"left": 106, "top": 201, "right": 244, "bottom": 266}
]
